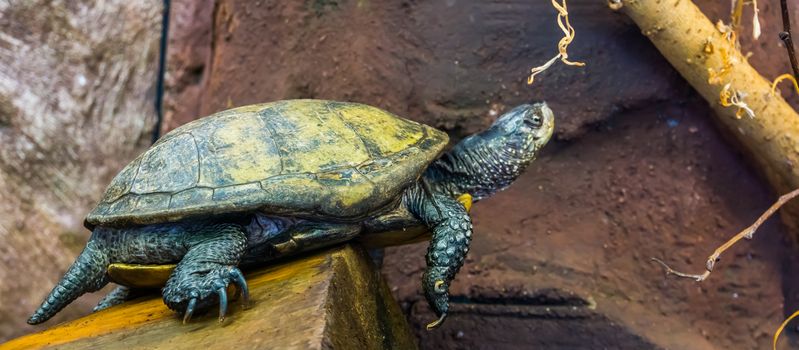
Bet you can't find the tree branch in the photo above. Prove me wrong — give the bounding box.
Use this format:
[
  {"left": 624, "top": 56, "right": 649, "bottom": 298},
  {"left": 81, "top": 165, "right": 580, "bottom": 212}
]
[{"left": 652, "top": 188, "right": 799, "bottom": 282}]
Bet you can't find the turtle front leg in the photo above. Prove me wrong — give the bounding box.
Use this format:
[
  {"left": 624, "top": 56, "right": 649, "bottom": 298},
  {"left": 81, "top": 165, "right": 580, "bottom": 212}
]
[
  {"left": 404, "top": 182, "right": 473, "bottom": 330},
  {"left": 162, "top": 223, "right": 249, "bottom": 323}
]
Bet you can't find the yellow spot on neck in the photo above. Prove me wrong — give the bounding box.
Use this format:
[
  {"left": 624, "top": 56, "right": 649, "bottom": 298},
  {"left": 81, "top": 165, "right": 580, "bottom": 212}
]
[{"left": 457, "top": 193, "right": 473, "bottom": 213}]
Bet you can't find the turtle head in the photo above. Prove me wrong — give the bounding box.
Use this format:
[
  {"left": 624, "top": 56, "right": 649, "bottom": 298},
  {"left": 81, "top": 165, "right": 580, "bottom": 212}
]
[
  {"left": 486, "top": 102, "right": 554, "bottom": 156},
  {"left": 426, "top": 102, "right": 554, "bottom": 200}
]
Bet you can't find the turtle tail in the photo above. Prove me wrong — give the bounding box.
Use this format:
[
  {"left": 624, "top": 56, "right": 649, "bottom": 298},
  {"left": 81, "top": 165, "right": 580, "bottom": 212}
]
[{"left": 28, "top": 234, "right": 110, "bottom": 325}]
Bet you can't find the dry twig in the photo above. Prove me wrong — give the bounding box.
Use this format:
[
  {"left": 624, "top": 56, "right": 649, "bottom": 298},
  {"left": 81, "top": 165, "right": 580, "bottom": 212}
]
[
  {"left": 779, "top": 0, "right": 799, "bottom": 81},
  {"left": 613, "top": 0, "right": 799, "bottom": 345},
  {"left": 652, "top": 188, "right": 799, "bottom": 282},
  {"left": 771, "top": 0, "right": 799, "bottom": 101}
]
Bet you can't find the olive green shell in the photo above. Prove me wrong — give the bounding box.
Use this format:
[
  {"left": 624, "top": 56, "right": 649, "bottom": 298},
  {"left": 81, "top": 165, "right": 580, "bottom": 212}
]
[{"left": 86, "top": 100, "right": 448, "bottom": 228}]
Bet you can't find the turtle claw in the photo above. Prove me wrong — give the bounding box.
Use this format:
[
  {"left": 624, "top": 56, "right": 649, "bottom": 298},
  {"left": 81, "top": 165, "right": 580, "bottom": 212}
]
[
  {"left": 230, "top": 269, "right": 250, "bottom": 308},
  {"left": 425, "top": 313, "right": 447, "bottom": 330},
  {"left": 165, "top": 266, "right": 250, "bottom": 324},
  {"left": 183, "top": 298, "right": 197, "bottom": 324},
  {"left": 217, "top": 288, "right": 228, "bottom": 322}
]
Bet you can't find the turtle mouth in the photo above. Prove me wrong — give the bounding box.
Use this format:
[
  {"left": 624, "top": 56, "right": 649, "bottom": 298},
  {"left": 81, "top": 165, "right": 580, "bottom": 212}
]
[{"left": 533, "top": 103, "right": 555, "bottom": 144}]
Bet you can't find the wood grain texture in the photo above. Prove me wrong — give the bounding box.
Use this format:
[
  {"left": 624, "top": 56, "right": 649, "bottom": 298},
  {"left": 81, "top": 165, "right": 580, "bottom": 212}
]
[{"left": 1, "top": 245, "right": 417, "bottom": 350}]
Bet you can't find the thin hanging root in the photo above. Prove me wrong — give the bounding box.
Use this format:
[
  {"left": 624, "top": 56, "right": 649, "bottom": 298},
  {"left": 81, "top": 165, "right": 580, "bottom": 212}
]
[
  {"left": 774, "top": 309, "right": 799, "bottom": 350},
  {"left": 771, "top": 73, "right": 799, "bottom": 97},
  {"left": 731, "top": 0, "right": 744, "bottom": 29},
  {"left": 527, "top": 0, "right": 585, "bottom": 85},
  {"left": 752, "top": 0, "right": 761, "bottom": 39},
  {"left": 730, "top": 0, "right": 762, "bottom": 39},
  {"left": 652, "top": 188, "right": 799, "bottom": 282}
]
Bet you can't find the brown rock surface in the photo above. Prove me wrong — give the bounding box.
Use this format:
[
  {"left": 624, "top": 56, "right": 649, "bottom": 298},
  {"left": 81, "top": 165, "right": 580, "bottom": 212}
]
[
  {"left": 4, "top": 0, "right": 799, "bottom": 348},
  {"left": 0, "top": 0, "right": 160, "bottom": 340},
  {"left": 162, "top": 0, "right": 214, "bottom": 133},
  {"left": 206, "top": 2, "right": 685, "bottom": 139},
  {"left": 163, "top": 1, "right": 799, "bottom": 348},
  {"left": 389, "top": 100, "right": 799, "bottom": 349}
]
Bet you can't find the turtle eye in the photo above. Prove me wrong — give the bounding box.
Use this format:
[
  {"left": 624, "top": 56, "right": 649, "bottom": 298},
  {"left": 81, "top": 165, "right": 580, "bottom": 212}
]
[{"left": 528, "top": 115, "right": 543, "bottom": 128}]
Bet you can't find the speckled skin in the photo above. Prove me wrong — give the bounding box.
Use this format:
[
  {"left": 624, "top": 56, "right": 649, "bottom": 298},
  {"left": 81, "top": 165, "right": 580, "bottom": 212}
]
[
  {"left": 28, "top": 102, "right": 554, "bottom": 328},
  {"left": 424, "top": 104, "right": 551, "bottom": 201}
]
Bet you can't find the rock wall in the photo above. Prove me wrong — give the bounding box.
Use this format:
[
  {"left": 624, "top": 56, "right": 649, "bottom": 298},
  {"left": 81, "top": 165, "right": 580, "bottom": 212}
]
[
  {"left": 0, "top": 0, "right": 160, "bottom": 340},
  {"left": 163, "top": 1, "right": 799, "bottom": 349},
  {"left": 4, "top": 0, "right": 799, "bottom": 348}
]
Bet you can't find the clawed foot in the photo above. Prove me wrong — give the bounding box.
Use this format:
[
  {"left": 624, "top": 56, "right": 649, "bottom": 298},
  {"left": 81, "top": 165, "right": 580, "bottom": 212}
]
[
  {"left": 93, "top": 285, "right": 131, "bottom": 312},
  {"left": 163, "top": 266, "right": 249, "bottom": 323}
]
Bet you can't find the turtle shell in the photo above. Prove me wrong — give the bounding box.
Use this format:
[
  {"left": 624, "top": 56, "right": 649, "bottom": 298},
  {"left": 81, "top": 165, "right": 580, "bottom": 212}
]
[{"left": 86, "top": 100, "right": 448, "bottom": 228}]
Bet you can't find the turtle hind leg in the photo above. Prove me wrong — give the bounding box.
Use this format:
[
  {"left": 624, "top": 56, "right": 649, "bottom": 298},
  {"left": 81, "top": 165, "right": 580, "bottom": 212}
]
[
  {"left": 28, "top": 235, "right": 110, "bottom": 325},
  {"left": 162, "top": 223, "right": 249, "bottom": 323},
  {"left": 29, "top": 223, "right": 194, "bottom": 324},
  {"left": 93, "top": 285, "right": 148, "bottom": 312}
]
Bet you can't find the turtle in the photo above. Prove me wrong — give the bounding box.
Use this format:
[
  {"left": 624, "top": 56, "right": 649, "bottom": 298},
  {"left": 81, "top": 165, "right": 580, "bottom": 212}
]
[{"left": 28, "top": 99, "right": 554, "bottom": 329}]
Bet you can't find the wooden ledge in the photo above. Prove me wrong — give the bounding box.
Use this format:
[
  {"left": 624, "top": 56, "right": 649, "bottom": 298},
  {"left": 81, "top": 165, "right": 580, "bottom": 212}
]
[{"left": 1, "top": 245, "right": 416, "bottom": 350}]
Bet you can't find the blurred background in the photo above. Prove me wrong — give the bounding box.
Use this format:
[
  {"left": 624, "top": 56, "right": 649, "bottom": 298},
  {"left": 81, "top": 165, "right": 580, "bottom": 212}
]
[{"left": 2, "top": 1, "right": 799, "bottom": 348}]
